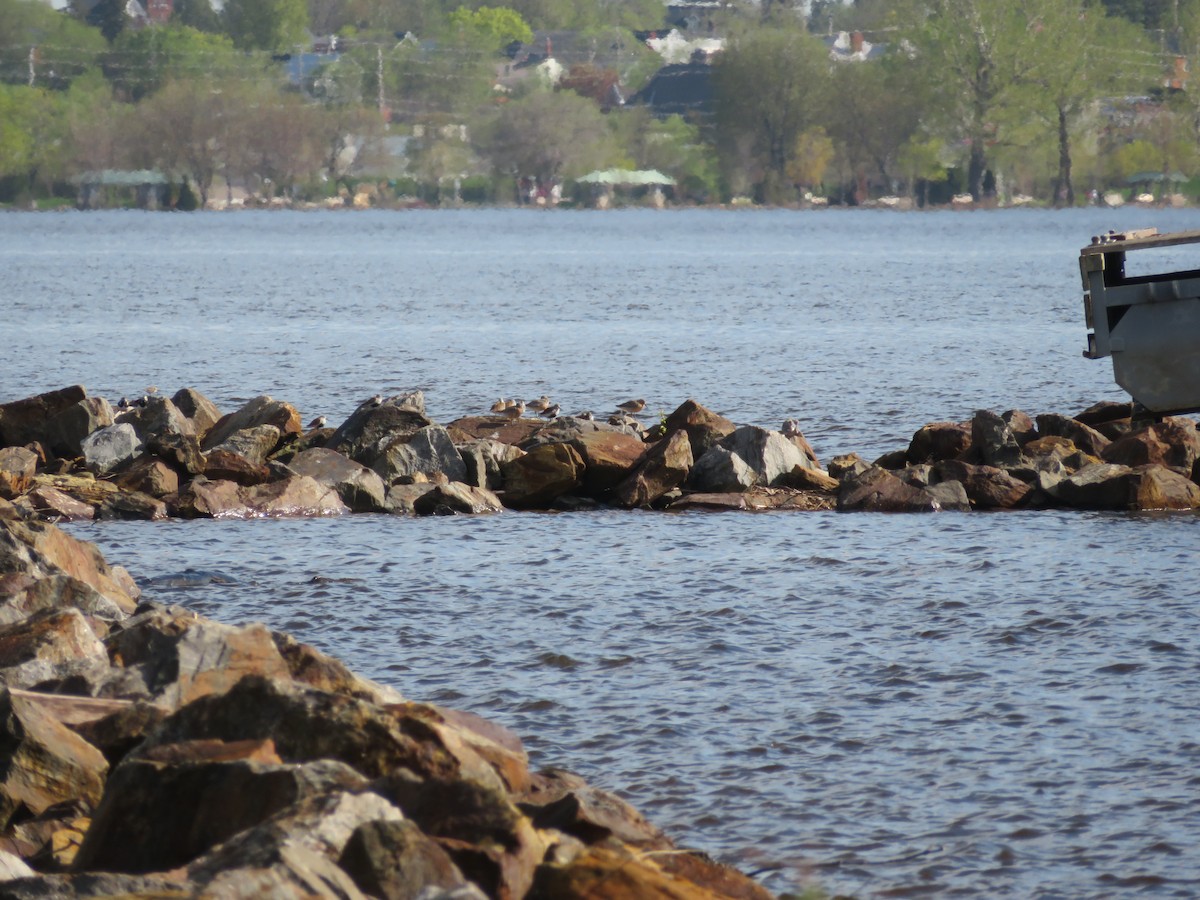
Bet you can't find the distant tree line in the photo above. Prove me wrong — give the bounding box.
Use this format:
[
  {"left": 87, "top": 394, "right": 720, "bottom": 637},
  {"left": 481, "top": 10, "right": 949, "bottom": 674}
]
[{"left": 0, "top": 0, "right": 1197, "bottom": 207}]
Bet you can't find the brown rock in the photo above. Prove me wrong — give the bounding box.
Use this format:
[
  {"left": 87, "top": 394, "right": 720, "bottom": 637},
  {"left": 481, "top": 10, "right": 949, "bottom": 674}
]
[
  {"left": 3, "top": 520, "right": 139, "bottom": 614},
  {"left": 24, "top": 486, "right": 95, "bottom": 522},
  {"left": 932, "top": 459, "right": 1032, "bottom": 509},
  {"left": 614, "top": 429, "right": 693, "bottom": 509},
  {"left": 244, "top": 475, "right": 349, "bottom": 518},
  {"left": 837, "top": 466, "right": 942, "bottom": 512},
  {"left": 569, "top": 431, "right": 647, "bottom": 498},
  {"left": 971, "top": 410, "right": 1024, "bottom": 468},
  {"left": 0, "top": 387, "right": 88, "bottom": 451},
  {"left": 0, "top": 609, "right": 107, "bottom": 688},
  {"left": 115, "top": 396, "right": 195, "bottom": 445},
  {"left": 529, "top": 845, "right": 738, "bottom": 900},
  {"left": 375, "top": 774, "right": 544, "bottom": 900},
  {"left": 665, "top": 492, "right": 748, "bottom": 512},
  {"left": 94, "top": 490, "right": 168, "bottom": 522},
  {"left": 520, "top": 768, "right": 667, "bottom": 848},
  {"left": 1002, "top": 409, "right": 1038, "bottom": 444},
  {"left": 412, "top": 483, "right": 503, "bottom": 516},
  {"left": 1051, "top": 462, "right": 1135, "bottom": 509},
  {"left": 201, "top": 448, "right": 272, "bottom": 486},
  {"left": 0, "top": 448, "right": 37, "bottom": 500},
  {"left": 385, "top": 483, "right": 436, "bottom": 515},
  {"left": 907, "top": 421, "right": 971, "bottom": 464},
  {"left": 147, "top": 432, "right": 207, "bottom": 477},
  {"left": 339, "top": 818, "right": 469, "bottom": 900},
  {"left": 173, "top": 477, "right": 250, "bottom": 518},
  {"left": 397, "top": 703, "right": 530, "bottom": 794},
  {"left": 827, "top": 453, "right": 869, "bottom": 480},
  {"left": 208, "top": 424, "right": 282, "bottom": 467},
  {"left": 287, "top": 448, "right": 388, "bottom": 512},
  {"left": 663, "top": 400, "right": 735, "bottom": 458},
  {"left": 202, "top": 396, "right": 302, "bottom": 451},
  {"left": 107, "top": 614, "right": 294, "bottom": 710},
  {"left": 499, "top": 443, "right": 584, "bottom": 509},
  {"left": 73, "top": 744, "right": 365, "bottom": 874},
  {"left": 171, "top": 388, "right": 223, "bottom": 439},
  {"left": 138, "top": 676, "right": 462, "bottom": 783},
  {"left": 0, "top": 688, "right": 109, "bottom": 830},
  {"left": 1035, "top": 413, "right": 1111, "bottom": 458},
  {"left": 112, "top": 458, "right": 179, "bottom": 498},
  {"left": 271, "top": 632, "right": 403, "bottom": 706},
  {"left": 327, "top": 400, "right": 433, "bottom": 463},
  {"left": 1129, "top": 464, "right": 1200, "bottom": 510},
  {"left": 1103, "top": 419, "right": 1200, "bottom": 471}
]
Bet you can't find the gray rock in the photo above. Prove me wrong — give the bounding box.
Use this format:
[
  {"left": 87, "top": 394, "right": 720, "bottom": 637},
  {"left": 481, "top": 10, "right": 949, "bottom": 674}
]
[
  {"left": 288, "top": 448, "right": 388, "bottom": 513},
  {"left": 171, "top": 388, "right": 223, "bottom": 438},
  {"left": 326, "top": 397, "right": 432, "bottom": 464},
  {"left": 688, "top": 446, "right": 758, "bottom": 492},
  {"left": 373, "top": 426, "right": 466, "bottom": 484},
  {"left": 80, "top": 423, "right": 143, "bottom": 475},
  {"left": 925, "top": 479, "right": 971, "bottom": 511},
  {"left": 971, "top": 409, "right": 1024, "bottom": 469},
  {"left": 203, "top": 396, "right": 302, "bottom": 451},
  {"left": 412, "top": 483, "right": 503, "bottom": 516},
  {"left": 115, "top": 395, "right": 195, "bottom": 444},
  {"left": 457, "top": 440, "right": 525, "bottom": 490}
]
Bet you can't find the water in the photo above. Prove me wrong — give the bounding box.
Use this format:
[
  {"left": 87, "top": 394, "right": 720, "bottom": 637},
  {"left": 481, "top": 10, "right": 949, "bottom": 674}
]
[{"left": 6, "top": 208, "right": 1200, "bottom": 898}]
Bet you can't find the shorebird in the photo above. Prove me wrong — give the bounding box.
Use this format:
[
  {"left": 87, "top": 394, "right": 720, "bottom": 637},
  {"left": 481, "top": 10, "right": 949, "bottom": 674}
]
[
  {"left": 609, "top": 413, "right": 640, "bottom": 428},
  {"left": 577, "top": 411, "right": 594, "bottom": 421},
  {"left": 501, "top": 400, "right": 525, "bottom": 422},
  {"left": 490, "top": 398, "right": 508, "bottom": 413},
  {"left": 307, "top": 415, "right": 327, "bottom": 429},
  {"left": 145, "top": 385, "right": 158, "bottom": 395},
  {"left": 364, "top": 394, "right": 383, "bottom": 408},
  {"left": 616, "top": 398, "right": 645, "bottom": 414},
  {"left": 539, "top": 403, "right": 560, "bottom": 419},
  {"left": 782, "top": 419, "right": 803, "bottom": 437},
  {"left": 116, "top": 397, "right": 131, "bottom": 410},
  {"left": 527, "top": 395, "right": 553, "bottom": 413}
]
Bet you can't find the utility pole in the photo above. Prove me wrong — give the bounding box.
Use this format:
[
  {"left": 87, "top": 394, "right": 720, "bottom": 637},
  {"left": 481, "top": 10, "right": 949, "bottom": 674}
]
[
  {"left": 377, "top": 44, "right": 385, "bottom": 121},
  {"left": 28, "top": 46, "right": 36, "bottom": 87}
]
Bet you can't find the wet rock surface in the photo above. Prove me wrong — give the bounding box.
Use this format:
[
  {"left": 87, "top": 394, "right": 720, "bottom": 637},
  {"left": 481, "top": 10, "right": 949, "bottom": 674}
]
[
  {"left": 0, "top": 511, "right": 773, "bottom": 898},
  {"left": 4, "top": 385, "right": 1200, "bottom": 519}
]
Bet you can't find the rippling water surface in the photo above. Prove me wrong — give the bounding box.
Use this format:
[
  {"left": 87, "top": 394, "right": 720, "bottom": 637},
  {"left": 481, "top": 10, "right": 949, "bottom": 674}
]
[{"left": 7, "top": 208, "right": 1200, "bottom": 898}]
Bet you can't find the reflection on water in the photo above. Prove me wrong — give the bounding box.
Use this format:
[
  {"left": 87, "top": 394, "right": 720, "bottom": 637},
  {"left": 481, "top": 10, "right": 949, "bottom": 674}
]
[{"left": 68, "top": 511, "right": 1200, "bottom": 899}]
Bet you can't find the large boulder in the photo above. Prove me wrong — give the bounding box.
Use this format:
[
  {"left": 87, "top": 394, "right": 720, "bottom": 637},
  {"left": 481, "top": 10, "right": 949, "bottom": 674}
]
[
  {"left": 171, "top": 388, "right": 223, "bottom": 439},
  {"left": 690, "top": 425, "right": 813, "bottom": 492},
  {"left": 112, "top": 458, "right": 179, "bottom": 498},
  {"left": 115, "top": 396, "right": 195, "bottom": 445},
  {"left": 568, "top": 431, "right": 646, "bottom": 499},
  {"left": 288, "top": 448, "right": 388, "bottom": 513},
  {"left": 372, "top": 426, "right": 467, "bottom": 485},
  {"left": 662, "top": 400, "right": 735, "bottom": 458},
  {"left": 73, "top": 740, "right": 366, "bottom": 874},
  {"left": 42, "top": 397, "right": 114, "bottom": 461},
  {"left": 837, "top": 466, "right": 946, "bottom": 512},
  {"left": 499, "top": 444, "right": 584, "bottom": 509},
  {"left": 327, "top": 396, "right": 432, "bottom": 464},
  {"left": 1035, "top": 413, "right": 1111, "bottom": 458},
  {"left": 202, "top": 396, "right": 302, "bottom": 452},
  {"left": 970, "top": 409, "right": 1024, "bottom": 469},
  {"left": 687, "top": 447, "right": 757, "bottom": 493},
  {"left": 0, "top": 688, "right": 109, "bottom": 831},
  {"left": 457, "top": 440, "right": 525, "bottom": 491},
  {"left": 79, "top": 424, "right": 142, "bottom": 477},
  {"left": 339, "top": 817, "right": 474, "bottom": 900},
  {"left": 932, "top": 459, "right": 1033, "bottom": 509},
  {"left": 1054, "top": 462, "right": 1200, "bottom": 510},
  {"left": 614, "top": 429, "right": 693, "bottom": 509},
  {"left": 208, "top": 424, "right": 282, "bottom": 467},
  {"left": 906, "top": 421, "right": 971, "bottom": 464},
  {"left": 0, "top": 608, "right": 108, "bottom": 691},
  {"left": 1102, "top": 418, "right": 1200, "bottom": 471},
  {"left": 0, "top": 387, "right": 88, "bottom": 451},
  {"left": 412, "top": 483, "right": 503, "bottom": 516}
]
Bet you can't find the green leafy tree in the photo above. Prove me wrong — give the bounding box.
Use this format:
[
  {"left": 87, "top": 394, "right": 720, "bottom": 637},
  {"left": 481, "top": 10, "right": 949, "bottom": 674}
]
[
  {"left": 172, "top": 0, "right": 223, "bottom": 33},
  {"left": 481, "top": 87, "right": 617, "bottom": 184},
  {"left": 222, "top": 0, "right": 310, "bottom": 52},
  {"left": 906, "top": 0, "right": 1033, "bottom": 200},
  {"left": 713, "top": 24, "right": 831, "bottom": 203},
  {"left": 1016, "top": 0, "right": 1154, "bottom": 206},
  {"left": 612, "top": 108, "right": 720, "bottom": 200},
  {"left": 448, "top": 5, "right": 532, "bottom": 47},
  {"left": 0, "top": 84, "right": 68, "bottom": 199},
  {"left": 0, "top": 0, "right": 106, "bottom": 89},
  {"left": 105, "top": 25, "right": 246, "bottom": 101}
]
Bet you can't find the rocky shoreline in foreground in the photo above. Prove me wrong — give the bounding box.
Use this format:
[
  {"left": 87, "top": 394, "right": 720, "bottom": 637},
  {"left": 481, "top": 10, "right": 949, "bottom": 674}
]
[
  {"left": 2, "top": 384, "right": 1200, "bottom": 517},
  {"left": 0, "top": 506, "right": 783, "bottom": 898}
]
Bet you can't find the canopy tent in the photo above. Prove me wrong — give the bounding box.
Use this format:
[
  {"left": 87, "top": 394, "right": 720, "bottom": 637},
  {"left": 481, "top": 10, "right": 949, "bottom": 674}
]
[
  {"left": 1126, "top": 171, "right": 1187, "bottom": 184},
  {"left": 576, "top": 168, "right": 676, "bottom": 186}
]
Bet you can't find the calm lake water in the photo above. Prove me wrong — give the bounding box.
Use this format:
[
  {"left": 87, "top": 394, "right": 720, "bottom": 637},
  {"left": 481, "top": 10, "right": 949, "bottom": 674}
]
[{"left": 5, "top": 208, "right": 1200, "bottom": 898}]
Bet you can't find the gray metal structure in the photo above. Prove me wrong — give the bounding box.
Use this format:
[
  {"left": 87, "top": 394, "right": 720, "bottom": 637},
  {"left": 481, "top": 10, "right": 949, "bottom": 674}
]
[{"left": 1081, "top": 227, "right": 1200, "bottom": 415}]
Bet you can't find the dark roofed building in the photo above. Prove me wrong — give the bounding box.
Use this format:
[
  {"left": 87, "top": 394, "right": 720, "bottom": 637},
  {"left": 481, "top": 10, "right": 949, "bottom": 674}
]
[{"left": 628, "top": 61, "right": 713, "bottom": 118}]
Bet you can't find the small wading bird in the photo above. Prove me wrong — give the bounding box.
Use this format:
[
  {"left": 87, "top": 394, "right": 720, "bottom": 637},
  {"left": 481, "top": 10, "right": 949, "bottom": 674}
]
[
  {"left": 539, "top": 403, "right": 560, "bottom": 419},
  {"left": 577, "top": 411, "right": 594, "bottom": 420},
  {"left": 501, "top": 400, "right": 525, "bottom": 422},
  {"left": 782, "top": 419, "right": 802, "bottom": 438},
  {"left": 490, "top": 398, "right": 508, "bottom": 413},
  {"left": 307, "top": 415, "right": 327, "bottom": 429},
  {"left": 616, "top": 398, "right": 645, "bottom": 414},
  {"left": 527, "top": 395, "right": 553, "bottom": 413}
]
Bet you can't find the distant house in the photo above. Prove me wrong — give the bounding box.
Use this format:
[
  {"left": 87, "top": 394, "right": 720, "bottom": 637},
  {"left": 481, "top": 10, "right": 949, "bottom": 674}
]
[
  {"left": 628, "top": 60, "right": 713, "bottom": 119},
  {"left": 823, "top": 31, "right": 887, "bottom": 63},
  {"left": 665, "top": 1, "right": 732, "bottom": 34}
]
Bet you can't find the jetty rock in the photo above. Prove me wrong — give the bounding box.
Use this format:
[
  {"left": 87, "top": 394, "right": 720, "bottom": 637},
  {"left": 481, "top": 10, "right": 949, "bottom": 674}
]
[
  {"left": 6, "top": 385, "right": 1200, "bottom": 515},
  {"left": 0, "top": 507, "right": 773, "bottom": 899}
]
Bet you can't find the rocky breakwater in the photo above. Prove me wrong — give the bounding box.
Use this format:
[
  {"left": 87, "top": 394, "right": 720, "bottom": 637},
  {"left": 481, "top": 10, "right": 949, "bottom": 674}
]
[
  {"left": 0, "top": 503, "right": 775, "bottom": 898},
  {"left": 2, "top": 385, "right": 1199, "bottom": 516}
]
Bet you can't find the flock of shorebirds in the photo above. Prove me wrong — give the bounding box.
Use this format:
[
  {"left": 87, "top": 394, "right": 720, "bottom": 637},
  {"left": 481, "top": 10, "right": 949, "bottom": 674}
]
[{"left": 488, "top": 396, "right": 646, "bottom": 427}]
